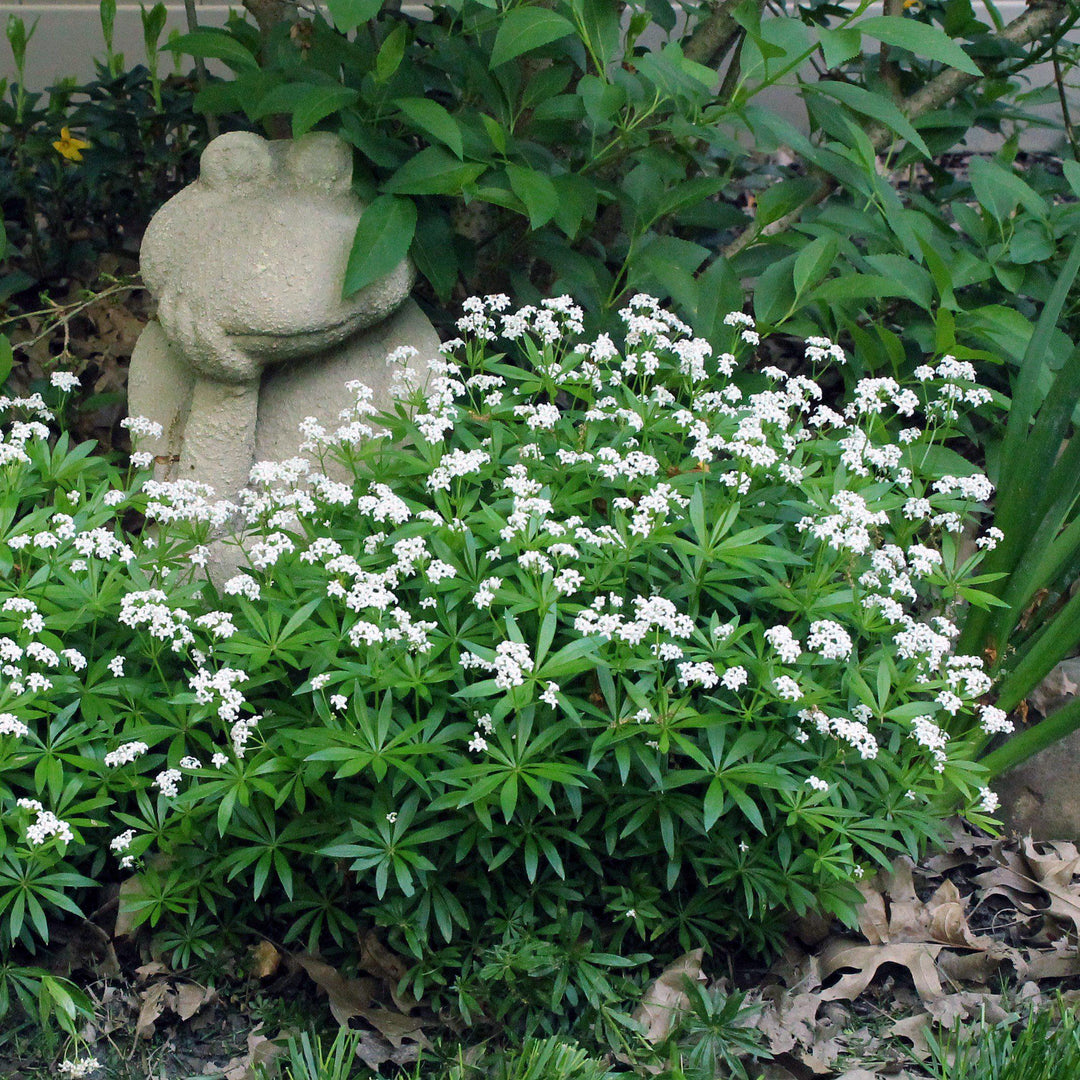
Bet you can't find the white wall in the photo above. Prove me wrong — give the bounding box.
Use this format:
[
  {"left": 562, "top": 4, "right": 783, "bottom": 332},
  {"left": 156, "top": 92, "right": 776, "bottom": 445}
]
[{"left": 0, "top": 0, "right": 1072, "bottom": 151}]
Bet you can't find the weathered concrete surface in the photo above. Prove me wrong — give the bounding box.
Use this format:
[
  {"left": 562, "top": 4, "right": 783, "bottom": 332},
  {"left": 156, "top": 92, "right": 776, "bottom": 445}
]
[
  {"left": 994, "top": 658, "right": 1080, "bottom": 840},
  {"left": 129, "top": 300, "right": 439, "bottom": 483},
  {"left": 128, "top": 129, "right": 433, "bottom": 500}
]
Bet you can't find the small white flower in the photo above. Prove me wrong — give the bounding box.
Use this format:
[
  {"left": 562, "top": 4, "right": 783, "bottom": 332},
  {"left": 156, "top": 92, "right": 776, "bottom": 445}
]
[{"left": 50, "top": 371, "right": 80, "bottom": 392}]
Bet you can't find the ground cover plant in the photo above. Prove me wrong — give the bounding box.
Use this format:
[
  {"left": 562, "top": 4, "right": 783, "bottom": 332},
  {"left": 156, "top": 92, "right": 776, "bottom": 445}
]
[{"left": 0, "top": 295, "right": 1016, "bottom": 1058}]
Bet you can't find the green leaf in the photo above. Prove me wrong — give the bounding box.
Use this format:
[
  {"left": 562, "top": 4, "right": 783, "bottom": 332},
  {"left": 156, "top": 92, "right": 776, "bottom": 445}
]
[
  {"left": 1062, "top": 159, "right": 1080, "bottom": 201},
  {"left": 969, "top": 157, "right": 1047, "bottom": 221},
  {"left": 753, "top": 251, "right": 797, "bottom": 326},
  {"left": 818, "top": 26, "right": 863, "bottom": 70},
  {"left": 375, "top": 23, "right": 407, "bottom": 82},
  {"left": 0, "top": 335, "right": 12, "bottom": 387},
  {"left": 506, "top": 164, "right": 559, "bottom": 228},
  {"left": 856, "top": 15, "right": 982, "bottom": 76},
  {"left": 411, "top": 209, "right": 458, "bottom": 299},
  {"left": 490, "top": 7, "right": 576, "bottom": 68},
  {"left": 343, "top": 195, "right": 416, "bottom": 297},
  {"left": 166, "top": 29, "right": 258, "bottom": 73},
  {"left": 327, "top": 0, "right": 382, "bottom": 33},
  {"left": 807, "top": 81, "right": 930, "bottom": 157},
  {"left": 754, "top": 177, "right": 819, "bottom": 228},
  {"left": 394, "top": 97, "right": 464, "bottom": 159},
  {"left": 383, "top": 147, "right": 485, "bottom": 195},
  {"left": 809, "top": 273, "right": 917, "bottom": 304},
  {"left": 793, "top": 233, "right": 838, "bottom": 297},
  {"left": 293, "top": 85, "right": 361, "bottom": 138},
  {"left": 550, "top": 173, "right": 596, "bottom": 239}
]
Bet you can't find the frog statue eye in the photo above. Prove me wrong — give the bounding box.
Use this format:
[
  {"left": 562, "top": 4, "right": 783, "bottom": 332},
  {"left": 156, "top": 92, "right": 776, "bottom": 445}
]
[
  {"left": 199, "top": 131, "right": 275, "bottom": 192},
  {"left": 284, "top": 132, "right": 353, "bottom": 196}
]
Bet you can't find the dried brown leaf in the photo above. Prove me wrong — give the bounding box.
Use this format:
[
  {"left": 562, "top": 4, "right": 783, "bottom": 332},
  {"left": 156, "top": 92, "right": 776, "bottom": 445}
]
[
  {"left": 817, "top": 940, "right": 945, "bottom": 1002},
  {"left": 890, "top": 1013, "right": 934, "bottom": 1059},
  {"left": 1021, "top": 948, "right": 1080, "bottom": 979},
  {"left": 249, "top": 939, "right": 281, "bottom": 979},
  {"left": 359, "top": 930, "right": 408, "bottom": 983},
  {"left": 297, "top": 956, "right": 377, "bottom": 1026},
  {"left": 135, "top": 981, "right": 171, "bottom": 1040},
  {"left": 632, "top": 948, "right": 705, "bottom": 1044},
  {"left": 749, "top": 988, "right": 821, "bottom": 1055},
  {"left": 220, "top": 1025, "right": 284, "bottom": 1080},
  {"left": 173, "top": 982, "right": 215, "bottom": 1022},
  {"left": 856, "top": 881, "right": 890, "bottom": 945}
]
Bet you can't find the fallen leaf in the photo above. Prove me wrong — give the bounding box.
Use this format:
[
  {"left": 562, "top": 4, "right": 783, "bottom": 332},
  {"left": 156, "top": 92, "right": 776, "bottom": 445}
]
[
  {"left": 632, "top": 948, "right": 706, "bottom": 1044},
  {"left": 221, "top": 1025, "right": 285, "bottom": 1080},
  {"left": 297, "top": 956, "right": 376, "bottom": 1026},
  {"left": 173, "top": 981, "right": 215, "bottom": 1022},
  {"left": 890, "top": 1013, "right": 934, "bottom": 1058},
  {"left": 359, "top": 930, "right": 408, "bottom": 983},
  {"left": 817, "top": 940, "right": 945, "bottom": 1002},
  {"left": 749, "top": 988, "right": 821, "bottom": 1055},
  {"left": 250, "top": 939, "right": 281, "bottom": 979},
  {"left": 136, "top": 981, "right": 171, "bottom": 1039},
  {"left": 856, "top": 881, "right": 889, "bottom": 945}
]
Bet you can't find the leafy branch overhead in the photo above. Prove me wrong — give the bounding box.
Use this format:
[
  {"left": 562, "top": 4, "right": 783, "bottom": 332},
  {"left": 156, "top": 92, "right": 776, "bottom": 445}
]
[{"left": 171, "top": 0, "right": 1078, "bottom": 335}]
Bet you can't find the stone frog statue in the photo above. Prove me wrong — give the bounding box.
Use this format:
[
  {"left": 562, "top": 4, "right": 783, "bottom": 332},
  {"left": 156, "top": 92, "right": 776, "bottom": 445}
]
[{"left": 128, "top": 129, "right": 437, "bottom": 503}]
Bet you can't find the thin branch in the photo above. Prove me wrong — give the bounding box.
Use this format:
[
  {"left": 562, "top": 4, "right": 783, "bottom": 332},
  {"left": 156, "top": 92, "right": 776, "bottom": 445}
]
[
  {"left": 723, "top": 0, "right": 1072, "bottom": 259},
  {"left": 880, "top": 0, "right": 904, "bottom": 101},
  {"left": 1053, "top": 45, "right": 1080, "bottom": 161},
  {"left": 684, "top": 0, "right": 764, "bottom": 67}
]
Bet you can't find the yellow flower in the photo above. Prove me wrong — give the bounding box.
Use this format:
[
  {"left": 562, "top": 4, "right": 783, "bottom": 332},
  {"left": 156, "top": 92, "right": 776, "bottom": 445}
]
[{"left": 52, "top": 127, "right": 91, "bottom": 162}]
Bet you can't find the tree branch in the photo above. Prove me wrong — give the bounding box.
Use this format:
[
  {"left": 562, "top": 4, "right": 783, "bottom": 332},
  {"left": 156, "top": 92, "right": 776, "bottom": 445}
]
[{"left": 684, "top": 0, "right": 763, "bottom": 67}]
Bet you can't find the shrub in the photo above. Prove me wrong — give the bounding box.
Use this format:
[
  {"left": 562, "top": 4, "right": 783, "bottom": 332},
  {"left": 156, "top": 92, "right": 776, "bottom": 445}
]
[
  {"left": 171, "top": 0, "right": 1080, "bottom": 344},
  {"left": 0, "top": 8, "right": 211, "bottom": 299},
  {"left": 0, "top": 299, "right": 1008, "bottom": 1031}
]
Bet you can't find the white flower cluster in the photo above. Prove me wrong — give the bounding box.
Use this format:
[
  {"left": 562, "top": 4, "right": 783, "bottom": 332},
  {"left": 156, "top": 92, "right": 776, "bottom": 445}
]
[
  {"left": 17, "top": 798, "right": 74, "bottom": 845},
  {"left": 58, "top": 1057, "right": 100, "bottom": 1078},
  {"left": 104, "top": 741, "right": 149, "bottom": 767},
  {"left": 463, "top": 640, "right": 534, "bottom": 690}
]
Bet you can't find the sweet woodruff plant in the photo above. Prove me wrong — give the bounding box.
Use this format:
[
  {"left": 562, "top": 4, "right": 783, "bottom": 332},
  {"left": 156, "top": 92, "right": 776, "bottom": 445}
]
[{"left": 0, "top": 298, "right": 1008, "bottom": 1016}]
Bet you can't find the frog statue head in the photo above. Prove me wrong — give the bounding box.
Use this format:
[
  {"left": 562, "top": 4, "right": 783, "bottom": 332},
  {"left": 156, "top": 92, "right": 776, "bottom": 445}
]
[
  {"left": 129, "top": 129, "right": 434, "bottom": 510},
  {"left": 140, "top": 129, "right": 413, "bottom": 384}
]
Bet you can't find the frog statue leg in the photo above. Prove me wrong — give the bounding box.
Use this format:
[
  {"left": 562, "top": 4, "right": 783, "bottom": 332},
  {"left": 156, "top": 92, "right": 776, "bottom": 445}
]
[{"left": 155, "top": 286, "right": 264, "bottom": 501}]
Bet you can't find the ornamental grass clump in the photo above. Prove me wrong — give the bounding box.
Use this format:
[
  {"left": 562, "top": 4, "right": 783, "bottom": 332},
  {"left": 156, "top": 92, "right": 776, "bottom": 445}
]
[{"left": 0, "top": 300, "right": 1006, "bottom": 1025}]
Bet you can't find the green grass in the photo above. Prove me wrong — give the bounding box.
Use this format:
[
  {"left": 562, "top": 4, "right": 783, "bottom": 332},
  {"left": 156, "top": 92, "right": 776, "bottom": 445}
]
[{"left": 925, "top": 999, "right": 1080, "bottom": 1080}]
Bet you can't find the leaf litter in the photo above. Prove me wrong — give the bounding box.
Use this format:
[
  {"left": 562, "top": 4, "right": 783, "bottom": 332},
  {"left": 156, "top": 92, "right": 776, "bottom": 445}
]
[
  {"left": 5, "top": 823, "right": 1080, "bottom": 1077},
  {"left": 648, "top": 821, "right": 1080, "bottom": 1078}
]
